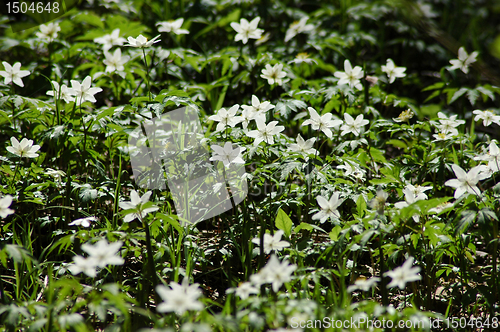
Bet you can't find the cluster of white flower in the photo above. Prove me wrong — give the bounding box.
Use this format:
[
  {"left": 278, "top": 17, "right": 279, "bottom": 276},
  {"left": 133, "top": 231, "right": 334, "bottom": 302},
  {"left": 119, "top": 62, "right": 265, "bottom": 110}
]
[
  {"left": 474, "top": 141, "right": 500, "bottom": 173},
  {"left": 46, "top": 76, "right": 102, "bottom": 105},
  {"left": 207, "top": 96, "right": 285, "bottom": 147},
  {"left": 302, "top": 107, "right": 369, "bottom": 138},
  {"left": 432, "top": 111, "right": 465, "bottom": 141},
  {"left": 347, "top": 256, "right": 421, "bottom": 293}
]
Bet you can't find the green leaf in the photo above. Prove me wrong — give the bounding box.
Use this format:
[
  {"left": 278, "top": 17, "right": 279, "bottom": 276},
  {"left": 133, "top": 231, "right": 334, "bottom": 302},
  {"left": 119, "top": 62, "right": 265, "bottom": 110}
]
[
  {"left": 294, "top": 222, "right": 313, "bottom": 232},
  {"left": 467, "top": 89, "right": 480, "bottom": 105},
  {"left": 455, "top": 210, "right": 477, "bottom": 237},
  {"left": 386, "top": 139, "right": 407, "bottom": 149},
  {"left": 73, "top": 13, "right": 104, "bottom": 29},
  {"left": 448, "top": 87, "right": 468, "bottom": 104},
  {"left": 275, "top": 208, "right": 293, "bottom": 238},
  {"left": 157, "top": 213, "right": 184, "bottom": 235},
  {"left": 476, "top": 86, "right": 495, "bottom": 101},
  {"left": 294, "top": 222, "right": 327, "bottom": 233},
  {"left": 193, "top": 9, "right": 240, "bottom": 39},
  {"left": 328, "top": 225, "right": 342, "bottom": 241},
  {"left": 356, "top": 194, "right": 367, "bottom": 218},
  {"left": 422, "top": 82, "right": 445, "bottom": 91},
  {"left": 275, "top": 99, "right": 307, "bottom": 118}
]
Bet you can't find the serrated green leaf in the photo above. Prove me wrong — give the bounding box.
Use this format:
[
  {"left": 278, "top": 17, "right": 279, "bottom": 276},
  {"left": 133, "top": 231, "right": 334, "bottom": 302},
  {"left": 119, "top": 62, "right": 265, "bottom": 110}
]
[
  {"left": 455, "top": 210, "right": 476, "bottom": 237},
  {"left": 467, "top": 89, "right": 480, "bottom": 105},
  {"left": 448, "top": 87, "right": 468, "bottom": 104}
]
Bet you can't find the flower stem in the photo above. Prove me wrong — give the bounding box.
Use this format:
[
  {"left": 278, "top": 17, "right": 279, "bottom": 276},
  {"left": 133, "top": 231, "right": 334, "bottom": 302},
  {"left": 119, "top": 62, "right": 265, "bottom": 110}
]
[
  {"left": 142, "top": 49, "right": 152, "bottom": 101},
  {"left": 139, "top": 213, "right": 158, "bottom": 307}
]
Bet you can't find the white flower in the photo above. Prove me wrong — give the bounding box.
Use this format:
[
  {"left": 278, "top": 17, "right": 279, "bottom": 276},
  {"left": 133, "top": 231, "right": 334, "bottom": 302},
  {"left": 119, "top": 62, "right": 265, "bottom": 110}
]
[
  {"left": 231, "top": 282, "right": 259, "bottom": 300},
  {"left": 45, "top": 168, "right": 66, "bottom": 183},
  {"left": 156, "top": 279, "right": 204, "bottom": 315},
  {"left": 334, "top": 60, "right": 364, "bottom": 90},
  {"left": 432, "top": 131, "right": 455, "bottom": 141},
  {"left": 429, "top": 202, "right": 453, "bottom": 214},
  {"left": 94, "top": 29, "right": 127, "bottom": 51},
  {"left": 239, "top": 107, "right": 264, "bottom": 130},
  {"left": 0, "top": 62, "right": 30, "bottom": 87},
  {"left": 484, "top": 141, "right": 500, "bottom": 172},
  {"left": 437, "top": 112, "right": 465, "bottom": 129},
  {"left": 433, "top": 112, "right": 464, "bottom": 138},
  {"left": 289, "top": 134, "right": 317, "bottom": 155},
  {"left": 0, "top": 195, "right": 15, "bottom": 218},
  {"left": 404, "top": 184, "right": 432, "bottom": 201},
  {"left": 260, "top": 63, "right": 287, "bottom": 86},
  {"left": 370, "top": 190, "right": 388, "bottom": 215},
  {"left": 302, "top": 107, "right": 342, "bottom": 139},
  {"left": 157, "top": 18, "right": 189, "bottom": 35},
  {"left": 393, "top": 109, "right": 414, "bottom": 123},
  {"left": 337, "top": 161, "right": 365, "bottom": 180},
  {"left": 70, "top": 76, "right": 102, "bottom": 104},
  {"left": 230, "top": 17, "right": 263, "bottom": 44},
  {"left": 241, "top": 95, "right": 275, "bottom": 115},
  {"left": 259, "top": 255, "right": 296, "bottom": 292},
  {"left": 126, "top": 34, "right": 161, "bottom": 48},
  {"left": 249, "top": 255, "right": 296, "bottom": 291},
  {"left": 103, "top": 48, "right": 130, "bottom": 73},
  {"left": 6, "top": 137, "right": 40, "bottom": 158},
  {"left": 68, "top": 255, "right": 98, "bottom": 277},
  {"left": 81, "top": 239, "right": 124, "bottom": 268},
  {"left": 381, "top": 59, "right": 406, "bottom": 84},
  {"left": 347, "top": 277, "right": 380, "bottom": 292},
  {"left": 255, "top": 32, "right": 271, "bottom": 46},
  {"left": 46, "top": 81, "right": 75, "bottom": 103},
  {"left": 284, "top": 16, "right": 314, "bottom": 42},
  {"left": 68, "top": 216, "right": 97, "bottom": 228},
  {"left": 385, "top": 257, "right": 421, "bottom": 289},
  {"left": 449, "top": 47, "right": 478, "bottom": 74},
  {"left": 394, "top": 190, "right": 420, "bottom": 223},
  {"left": 473, "top": 110, "right": 500, "bottom": 127},
  {"left": 69, "top": 239, "right": 124, "bottom": 277},
  {"left": 312, "top": 193, "right": 343, "bottom": 223},
  {"left": 252, "top": 230, "right": 290, "bottom": 254},
  {"left": 119, "top": 190, "right": 159, "bottom": 222},
  {"left": 444, "top": 164, "right": 490, "bottom": 198},
  {"left": 207, "top": 105, "right": 242, "bottom": 132},
  {"left": 239, "top": 96, "right": 273, "bottom": 127},
  {"left": 36, "top": 22, "right": 61, "bottom": 41},
  {"left": 209, "top": 142, "right": 245, "bottom": 167},
  {"left": 340, "top": 113, "right": 369, "bottom": 137},
  {"left": 288, "top": 52, "right": 317, "bottom": 65},
  {"left": 247, "top": 119, "right": 285, "bottom": 146}
]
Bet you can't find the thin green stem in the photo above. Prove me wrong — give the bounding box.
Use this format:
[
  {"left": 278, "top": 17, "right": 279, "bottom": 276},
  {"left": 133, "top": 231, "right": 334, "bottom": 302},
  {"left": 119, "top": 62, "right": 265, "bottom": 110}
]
[{"left": 142, "top": 49, "right": 151, "bottom": 101}]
